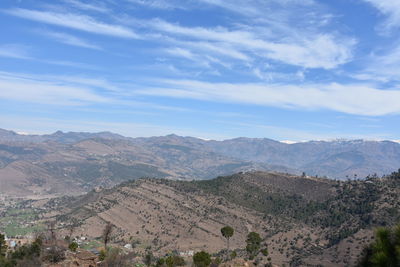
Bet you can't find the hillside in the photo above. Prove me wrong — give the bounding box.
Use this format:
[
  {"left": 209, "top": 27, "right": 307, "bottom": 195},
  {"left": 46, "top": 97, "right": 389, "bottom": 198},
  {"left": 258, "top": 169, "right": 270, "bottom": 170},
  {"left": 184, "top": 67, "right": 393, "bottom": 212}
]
[
  {"left": 1, "top": 128, "right": 400, "bottom": 197},
  {"left": 48, "top": 171, "right": 400, "bottom": 266}
]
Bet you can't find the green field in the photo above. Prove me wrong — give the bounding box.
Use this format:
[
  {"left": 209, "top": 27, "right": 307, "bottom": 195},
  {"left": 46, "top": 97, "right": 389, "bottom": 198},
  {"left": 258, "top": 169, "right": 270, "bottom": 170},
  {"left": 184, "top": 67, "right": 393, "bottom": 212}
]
[{"left": 0, "top": 208, "right": 44, "bottom": 236}]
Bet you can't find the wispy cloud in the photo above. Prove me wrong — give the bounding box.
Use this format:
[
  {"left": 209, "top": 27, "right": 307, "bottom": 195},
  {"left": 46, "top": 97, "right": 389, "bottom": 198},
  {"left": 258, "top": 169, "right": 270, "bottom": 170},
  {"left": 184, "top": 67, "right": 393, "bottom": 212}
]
[
  {"left": 41, "top": 59, "right": 101, "bottom": 70},
  {"left": 0, "top": 71, "right": 195, "bottom": 112},
  {"left": 41, "top": 31, "right": 102, "bottom": 50},
  {"left": 363, "top": 0, "right": 400, "bottom": 31},
  {"left": 0, "top": 71, "right": 109, "bottom": 105},
  {"left": 0, "top": 42, "right": 100, "bottom": 69},
  {"left": 5, "top": 8, "right": 139, "bottom": 39},
  {"left": 137, "top": 79, "right": 400, "bottom": 116},
  {"left": 63, "top": 0, "right": 110, "bottom": 13},
  {"left": 125, "top": 0, "right": 183, "bottom": 10},
  {"left": 0, "top": 44, "right": 32, "bottom": 59},
  {"left": 352, "top": 43, "right": 400, "bottom": 83},
  {"left": 149, "top": 19, "right": 355, "bottom": 69}
]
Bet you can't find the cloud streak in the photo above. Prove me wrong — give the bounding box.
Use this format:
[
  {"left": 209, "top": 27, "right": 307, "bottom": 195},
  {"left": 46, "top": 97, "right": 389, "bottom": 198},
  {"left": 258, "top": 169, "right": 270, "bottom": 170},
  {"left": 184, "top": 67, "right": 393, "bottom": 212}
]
[
  {"left": 0, "top": 71, "right": 109, "bottom": 105},
  {"left": 5, "top": 8, "right": 139, "bottom": 39},
  {"left": 363, "top": 0, "right": 400, "bottom": 31},
  {"left": 41, "top": 31, "right": 102, "bottom": 50},
  {"left": 150, "top": 19, "right": 355, "bottom": 69},
  {"left": 0, "top": 44, "right": 32, "bottom": 59},
  {"left": 137, "top": 79, "right": 400, "bottom": 116}
]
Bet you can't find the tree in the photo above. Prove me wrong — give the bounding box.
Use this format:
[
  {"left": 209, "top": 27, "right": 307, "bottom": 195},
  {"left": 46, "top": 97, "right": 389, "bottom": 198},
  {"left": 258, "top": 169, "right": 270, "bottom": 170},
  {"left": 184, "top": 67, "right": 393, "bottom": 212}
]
[
  {"left": 246, "top": 232, "right": 262, "bottom": 259},
  {"left": 193, "top": 251, "right": 211, "bottom": 267},
  {"left": 102, "top": 222, "right": 113, "bottom": 251},
  {"left": 357, "top": 224, "right": 400, "bottom": 267},
  {"left": 220, "top": 226, "right": 234, "bottom": 252},
  {"left": 0, "top": 233, "right": 7, "bottom": 258}
]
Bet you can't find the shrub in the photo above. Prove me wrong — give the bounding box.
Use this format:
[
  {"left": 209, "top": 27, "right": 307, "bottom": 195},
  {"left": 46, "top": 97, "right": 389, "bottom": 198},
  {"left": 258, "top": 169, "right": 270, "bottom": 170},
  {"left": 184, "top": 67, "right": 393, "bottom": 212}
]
[
  {"left": 261, "top": 248, "right": 269, "bottom": 256},
  {"left": 99, "top": 250, "right": 107, "bottom": 261},
  {"left": 165, "top": 255, "right": 185, "bottom": 267},
  {"left": 193, "top": 251, "right": 211, "bottom": 267},
  {"left": 68, "top": 242, "right": 78, "bottom": 252}
]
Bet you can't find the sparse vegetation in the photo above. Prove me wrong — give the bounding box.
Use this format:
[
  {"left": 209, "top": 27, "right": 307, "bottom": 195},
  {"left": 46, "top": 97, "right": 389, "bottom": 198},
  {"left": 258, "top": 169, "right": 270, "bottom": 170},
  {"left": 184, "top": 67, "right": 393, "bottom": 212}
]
[
  {"left": 193, "top": 251, "right": 211, "bottom": 267},
  {"left": 1, "top": 170, "right": 400, "bottom": 266}
]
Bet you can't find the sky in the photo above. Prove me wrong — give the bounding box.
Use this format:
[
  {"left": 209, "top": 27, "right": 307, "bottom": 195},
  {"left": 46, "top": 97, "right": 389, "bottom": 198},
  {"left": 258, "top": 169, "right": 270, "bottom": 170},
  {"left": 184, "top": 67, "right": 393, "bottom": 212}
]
[{"left": 0, "top": 0, "right": 400, "bottom": 141}]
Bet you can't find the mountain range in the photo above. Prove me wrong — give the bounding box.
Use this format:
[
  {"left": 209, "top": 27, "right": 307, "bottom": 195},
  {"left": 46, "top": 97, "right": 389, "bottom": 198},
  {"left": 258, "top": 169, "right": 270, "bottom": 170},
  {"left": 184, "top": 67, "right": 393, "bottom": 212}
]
[{"left": 0, "top": 128, "right": 400, "bottom": 197}]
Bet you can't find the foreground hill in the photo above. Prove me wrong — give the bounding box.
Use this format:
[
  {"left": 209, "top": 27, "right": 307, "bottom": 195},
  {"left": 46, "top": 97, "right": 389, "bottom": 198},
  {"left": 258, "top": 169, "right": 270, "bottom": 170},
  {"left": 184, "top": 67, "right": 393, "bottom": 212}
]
[
  {"left": 1, "top": 128, "right": 400, "bottom": 196},
  {"left": 50, "top": 171, "right": 400, "bottom": 266}
]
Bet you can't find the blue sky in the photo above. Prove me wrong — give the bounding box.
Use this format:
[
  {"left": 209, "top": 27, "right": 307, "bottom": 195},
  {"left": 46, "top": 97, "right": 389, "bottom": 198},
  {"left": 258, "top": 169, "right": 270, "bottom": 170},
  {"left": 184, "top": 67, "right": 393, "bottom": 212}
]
[{"left": 1, "top": 0, "right": 400, "bottom": 141}]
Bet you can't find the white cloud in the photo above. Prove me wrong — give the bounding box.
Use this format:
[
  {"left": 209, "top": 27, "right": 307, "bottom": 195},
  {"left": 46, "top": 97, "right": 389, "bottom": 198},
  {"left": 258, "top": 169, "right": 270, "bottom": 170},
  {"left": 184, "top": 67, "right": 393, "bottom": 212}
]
[
  {"left": 5, "top": 8, "right": 139, "bottom": 39},
  {"left": 166, "top": 47, "right": 197, "bottom": 61},
  {"left": 363, "top": 0, "right": 400, "bottom": 30},
  {"left": 137, "top": 79, "right": 400, "bottom": 116},
  {"left": 150, "top": 19, "right": 355, "bottom": 69},
  {"left": 41, "top": 31, "right": 102, "bottom": 50}
]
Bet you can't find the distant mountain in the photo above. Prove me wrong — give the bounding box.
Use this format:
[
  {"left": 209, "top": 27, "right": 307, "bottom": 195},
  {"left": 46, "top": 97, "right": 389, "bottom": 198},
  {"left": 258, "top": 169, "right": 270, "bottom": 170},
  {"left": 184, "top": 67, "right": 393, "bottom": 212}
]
[
  {"left": 0, "top": 129, "right": 127, "bottom": 143},
  {"left": 0, "top": 131, "right": 277, "bottom": 197},
  {"left": 0, "top": 128, "right": 399, "bottom": 197},
  {"left": 205, "top": 138, "right": 400, "bottom": 179}
]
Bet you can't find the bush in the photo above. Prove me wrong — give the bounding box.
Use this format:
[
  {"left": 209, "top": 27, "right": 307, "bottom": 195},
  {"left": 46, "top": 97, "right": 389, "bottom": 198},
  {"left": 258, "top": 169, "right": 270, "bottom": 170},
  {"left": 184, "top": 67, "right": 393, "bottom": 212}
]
[
  {"left": 210, "top": 257, "right": 222, "bottom": 267},
  {"left": 165, "top": 255, "right": 185, "bottom": 267},
  {"left": 68, "top": 242, "right": 78, "bottom": 252},
  {"left": 100, "top": 248, "right": 131, "bottom": 267},
  {"left": 155, "top": 258, "right": 165, "bottom": 267},
  {"left": 99, "top": 250, "right": 107, "bottom": 261},
  {"left": 261, "top": 248, "right": 269, "bottom": 256},
  {"left": 193, "top": 251, "right": 211, "bottom": 267},
  {"left": 42, "top": 246, "right": 65, "bottom": 263}
]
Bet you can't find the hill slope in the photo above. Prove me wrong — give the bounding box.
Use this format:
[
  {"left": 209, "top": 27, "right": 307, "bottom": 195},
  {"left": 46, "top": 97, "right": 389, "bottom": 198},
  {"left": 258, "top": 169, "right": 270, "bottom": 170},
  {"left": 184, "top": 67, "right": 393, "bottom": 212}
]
[{"left": 50, "top": 171, "right": 400, "bottom": 266}]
